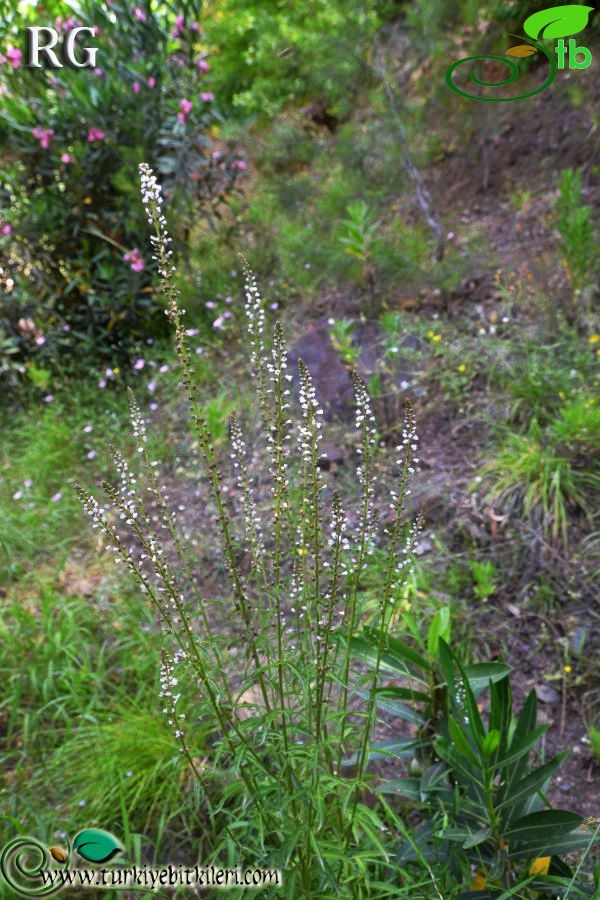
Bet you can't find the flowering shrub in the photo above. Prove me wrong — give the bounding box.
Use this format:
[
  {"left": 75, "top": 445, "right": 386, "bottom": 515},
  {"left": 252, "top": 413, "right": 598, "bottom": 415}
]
[{"left": 0, "top": 0, "right": 247, "bottom": 391}]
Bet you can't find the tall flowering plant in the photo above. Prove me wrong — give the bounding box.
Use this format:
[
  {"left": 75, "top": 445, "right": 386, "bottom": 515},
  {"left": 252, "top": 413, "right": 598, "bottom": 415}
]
[
  {"left": 0, "top": 0, "right": 245, "bottom": 388},
  {"left": 79, "top": 163, "right": 424, "bottom": 891}
]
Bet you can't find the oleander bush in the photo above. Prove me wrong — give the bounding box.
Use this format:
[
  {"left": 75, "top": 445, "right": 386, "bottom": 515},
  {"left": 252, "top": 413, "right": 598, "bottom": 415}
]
[{"left": 0, "top": 0, "right": 246, "bottom": 390}]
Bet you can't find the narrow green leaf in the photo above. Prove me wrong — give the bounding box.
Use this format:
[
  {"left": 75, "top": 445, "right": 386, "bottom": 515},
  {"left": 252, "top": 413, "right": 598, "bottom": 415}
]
[
  {"left": 448, "top": 716, "right": 479, "bottom": 766},
  {"left": 497, "top": 752, "right": 568, "bottom": 818},
  {"left": 364, "top": 627, "right": 429, "bottom": 671},
  {"left": 463, "top": 825, "right": 493, "bottom": 848},
  {"left": 496, "top": 725, "right": 548, "bottom": 769}
]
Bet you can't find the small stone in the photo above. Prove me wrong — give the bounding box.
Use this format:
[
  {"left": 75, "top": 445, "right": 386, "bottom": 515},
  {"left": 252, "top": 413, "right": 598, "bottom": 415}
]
[{"left": 535, "top": 684, "right": 560, "bottom": 704}]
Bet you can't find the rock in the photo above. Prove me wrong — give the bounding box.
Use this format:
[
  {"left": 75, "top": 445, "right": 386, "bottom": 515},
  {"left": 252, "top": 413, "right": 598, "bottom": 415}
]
[
  {"left": 288, "top": 326, "right": 354, "bottom": 421},
  {"left": 535, "top": 684, "right": 560, "bottom": 705}
]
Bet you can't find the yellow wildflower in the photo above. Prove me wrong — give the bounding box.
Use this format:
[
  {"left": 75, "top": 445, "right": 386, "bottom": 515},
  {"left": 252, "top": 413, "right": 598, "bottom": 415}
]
[
  {"left": 529, "top": 856, "right": 551, "bottom": 876},
  {"left": 564, "top": 664, "right": 572, "bottom": 674},
  {"left": 457, "top": 363, "right": 467, "bottom": 373},
  {"left": 588, "top": 334, "right": 600, "bottom": 344},
  {"left": 471, "top": 869, "right": 487, "bottom": 890}
]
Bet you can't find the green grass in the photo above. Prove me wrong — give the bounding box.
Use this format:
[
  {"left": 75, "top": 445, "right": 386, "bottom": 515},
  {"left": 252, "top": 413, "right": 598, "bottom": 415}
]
[
  {"left": 480, "top": 416, "right": 600, "bottom": 545},
  {"left": 0, "top": 380, "right": 173, "bottom": 581}
]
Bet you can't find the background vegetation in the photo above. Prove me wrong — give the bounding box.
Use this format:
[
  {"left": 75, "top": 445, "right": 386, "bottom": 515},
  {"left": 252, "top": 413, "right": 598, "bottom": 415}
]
[{"left": 1, "top": 0, "right": 599, "bottom": 896}]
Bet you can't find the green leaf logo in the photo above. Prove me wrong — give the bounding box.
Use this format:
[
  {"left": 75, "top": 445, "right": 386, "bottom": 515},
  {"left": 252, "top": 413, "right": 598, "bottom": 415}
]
[
  {"left": 72, "top": 829, "right": 122, "bottom": 864},
  {"left": 523, "top": 5, "right": 594, "bottom": 40}
]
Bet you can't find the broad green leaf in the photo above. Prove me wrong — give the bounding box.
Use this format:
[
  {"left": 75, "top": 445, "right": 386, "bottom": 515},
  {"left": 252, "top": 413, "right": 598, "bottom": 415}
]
[
  {"left": 427, "top": 607, "right": 451, "bottom": 658},
  {"left": 505, "top": 810, "right": 582, "bottom": 847},
  {"left": 509, "top": 829, "right": 597, "bottom": 860},
  {"left": 464, "top": 662, "right": 511, "bottom": 694},
  {"left": 463, "top": 825, "right": 493, "bottom": 848},
  {"left": 527, "top": 877, "right": 594, "bottom": 897},
  {"left": 523, "top": 5, "right": 594, "bottom": 40},
  {"left": 73, "top": 829, "right": 122, "bottom": 864},
  {"left": 356, "top": 689, "right": 425, "bottom": 725},
  {"left": 482, "top": 729, "right": 501, "bottom": 756},
  {"left": 376, "top": 778, "right": 421, "bottom": 799},
  {"left": 349, "top": 635, "right": 427, "bottom": 682}
]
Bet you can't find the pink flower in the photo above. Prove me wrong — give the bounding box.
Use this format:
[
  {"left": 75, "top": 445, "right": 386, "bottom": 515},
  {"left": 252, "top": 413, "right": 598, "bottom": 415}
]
[
  {"left": 147, "top": 381, "right": 156, "bottom": 393},
  {"left": 43, "top": 394, "right": 54, "bottom": 403},
  {"left": 83, "top": 424, "right": 93, "bottom": 433},
  {"left": 213, "top": 315, "right": 225, "bottom": 329},
  {"left": 93, "top": 67, "right": 104, "bottom": 77},
  {"left": 86, "top": 450, "right": 96, "bottom": 460},
  {"left": 185, "top": 327, "right": 199, "bottom": 336},
  {"left": 176, "top": 112, "right": 187, "bottom": 125},
  {"left": 35, "top": 335, "right": 46, "bottom": 346},
  {"left": 13, "top": 490, "right": 23, "bottom": 501},
  {"left": 233, "top": 159, "right": 248, "bottom": 170},
  {"left": 105, "top": 367, "right": 114, "bottom": 378},
  {"left": 172, "top": 14, "right": 185, "bottom": 37},
  {"left": 133, "top": 358, "right": 145, "bottom": 370},
  {"left": 6, "top": 47, "right": 22, "bottom": 68},
  {"left": 98, "top": 378, "right": 107, "bottom": 388},
  {"left": 32, "top": 126, "right": 55, "bottom": 150},
  {"left": 180, "top": 98, "right": 192, "bottom": 115},
  {"left": 133, "top": 6, "right": 146, "bottom": 22},
  {"left": 149, "top": 401, "right": 158, "bottom": 411},
  {"left": 159, "top": 364, "right": 169, "bottom": 373},
  {"left": 200, "top": 91, "right": 215, "bottom": 102},
  {"left": 1, "top": 224, "right": 11, "bottom": 235},
  {"left": 147, "top": 75, "right": 156, "bottom": 88},
  {"left": 123, "top": 248, "right": 144, "bottom": 272},
  {"left": 51, "top": 491, "right": 62, "bottom": 502},
  {"left": 205, "top": 300, "right": 216, "bottom": 309},
  {"left": 197, "top": 59, "right": 209, "bottom": 73},
  {"left": 87, "top": 126, "right": 105, "bottom": 142},
  {"left": 24, "top": 479, "right": 32, "bottom": 488},
  {"left": 132, "top": 80, "right": 141, "bottom": 93},
  {"left": 60, "top": 153, "right": 74, "bottom": 164},
  {"left": 211, "top": 150, "right": 222, "bottom": 161},
  {"left": 195, "top": 346, "right": 204, "bottom": 355}
]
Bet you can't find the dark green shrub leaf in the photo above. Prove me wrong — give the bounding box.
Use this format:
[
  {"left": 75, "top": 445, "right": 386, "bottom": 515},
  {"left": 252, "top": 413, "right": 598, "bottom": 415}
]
[
  {"left": 505, "top": 809, "right": 582, "bottom": 848},
  {"left": 464, "top": 662, "right": 511, "bottom": 694}
]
